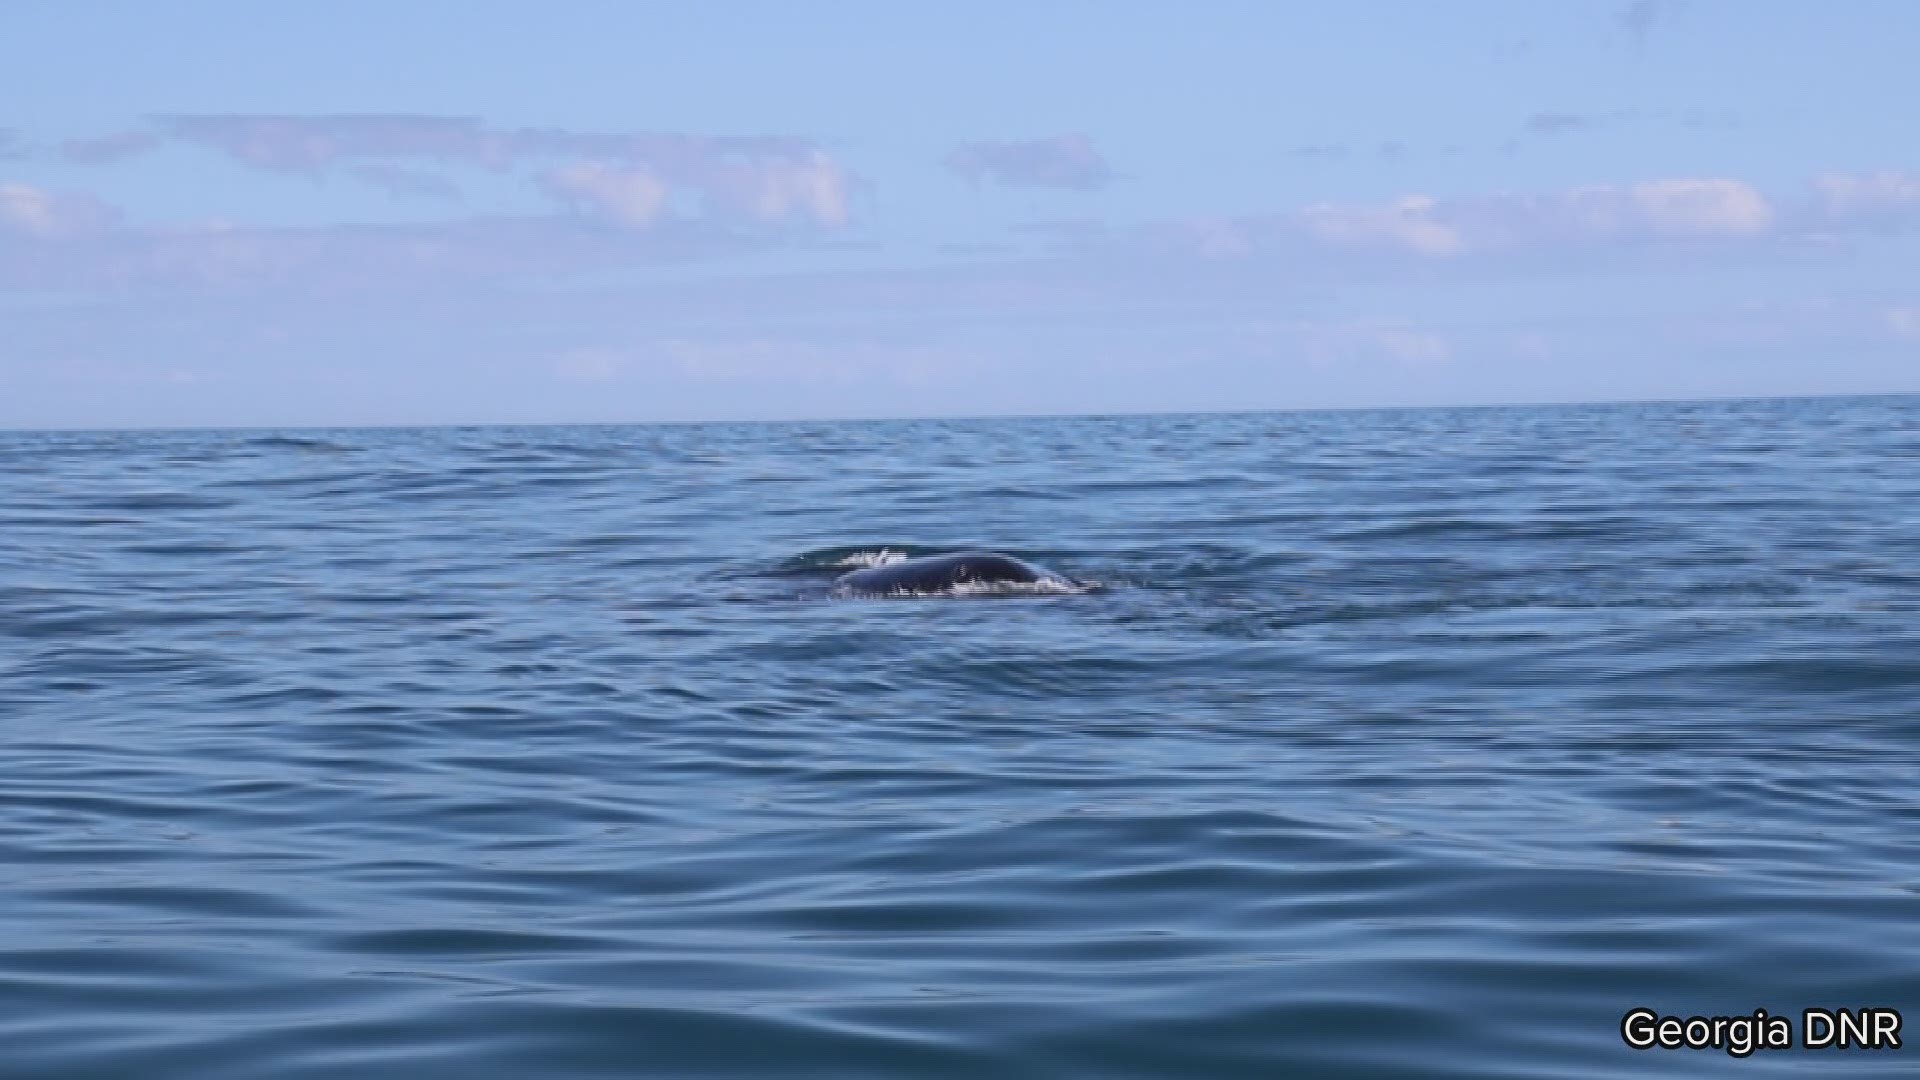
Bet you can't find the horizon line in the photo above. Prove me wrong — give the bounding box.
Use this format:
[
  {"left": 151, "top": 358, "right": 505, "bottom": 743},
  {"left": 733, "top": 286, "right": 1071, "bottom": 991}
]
[{"left": 5, "top": 387, "right": 1914, "bottom": 436}]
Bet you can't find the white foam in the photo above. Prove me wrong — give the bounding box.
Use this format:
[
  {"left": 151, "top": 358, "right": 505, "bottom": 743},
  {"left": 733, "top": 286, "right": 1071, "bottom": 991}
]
[
  {"left": 831, "top": 548, "right": 911, "bottom": 568},
  {"left": 836, "top": 576, "right": 1095, "bottom": 599},
  {"left": 945, "top": 577, "right": 1090, "bottom": 597}
]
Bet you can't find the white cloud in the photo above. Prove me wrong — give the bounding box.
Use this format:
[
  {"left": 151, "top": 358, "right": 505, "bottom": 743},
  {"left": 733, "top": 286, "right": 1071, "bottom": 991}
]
[
  {"left": 75, "top": 114, "right": 854, "bottom": 229},
  {"left": 0, "top": 182, "right": 119, "bottom": 238},
  {"left": 1816, "top": 172, "right": 1920, "bottom": 217},
  {"left": 544, "top": 163, "right": 670, "bottom": 229},
  {"left": 0, "top": 183, "right": 62, "bottom": 234},
  {"left": 710, "top": 150, "right": 849, "bottom": 226},
  {"left": 1299, "top": 195, "right": 1464, "bottom": 256},
  {"left": 1164, "top": 176, "right": 1776, "bottom": 261},
  {"left": 1628, "top": 178, "right": 1771, "bottom": 236},
  {"left": 541, "top": 152, "right": 847, "bottom": 229},
  {"left": 1888, "top": 307, "right": 1920, "bottom": 340}
]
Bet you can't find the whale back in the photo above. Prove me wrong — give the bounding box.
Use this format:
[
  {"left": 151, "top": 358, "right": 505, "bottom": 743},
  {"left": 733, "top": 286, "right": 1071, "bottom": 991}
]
[{"left": 833, "top": 551, "right": 1065, "bottom": 597}]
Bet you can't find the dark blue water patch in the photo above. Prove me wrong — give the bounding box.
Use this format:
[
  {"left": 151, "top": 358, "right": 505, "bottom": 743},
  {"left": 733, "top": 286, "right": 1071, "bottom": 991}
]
[{"left": 2, "top": 395, "right": 1918, "bottom": 1078}]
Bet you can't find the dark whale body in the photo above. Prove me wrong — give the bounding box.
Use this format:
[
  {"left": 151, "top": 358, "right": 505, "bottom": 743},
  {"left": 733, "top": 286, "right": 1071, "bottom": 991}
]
[{"left": 833, "top": 552, "right": 1074, "bottom": 597}]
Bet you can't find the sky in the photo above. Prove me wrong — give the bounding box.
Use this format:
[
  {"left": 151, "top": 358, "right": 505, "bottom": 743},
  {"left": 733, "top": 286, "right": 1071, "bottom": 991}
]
[{"left": 3, "top": 0, "right": 1917, "bottom": 428}]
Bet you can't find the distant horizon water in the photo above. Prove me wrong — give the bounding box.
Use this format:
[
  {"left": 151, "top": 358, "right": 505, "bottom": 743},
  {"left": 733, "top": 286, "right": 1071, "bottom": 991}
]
[{"left": 10, "top": 386, "right": 1917, "bottom": 435}]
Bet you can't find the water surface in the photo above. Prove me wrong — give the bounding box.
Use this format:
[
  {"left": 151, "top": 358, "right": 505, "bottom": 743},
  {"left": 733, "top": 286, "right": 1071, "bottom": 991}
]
[{"left": 3, "top": 395, "right": 1916, "bottom": 1077}]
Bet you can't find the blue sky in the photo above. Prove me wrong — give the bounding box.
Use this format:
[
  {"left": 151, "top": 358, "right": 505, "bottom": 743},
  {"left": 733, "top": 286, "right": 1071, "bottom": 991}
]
[{"left": 3, "top": 0, "right": 1917, "bottom": 427}]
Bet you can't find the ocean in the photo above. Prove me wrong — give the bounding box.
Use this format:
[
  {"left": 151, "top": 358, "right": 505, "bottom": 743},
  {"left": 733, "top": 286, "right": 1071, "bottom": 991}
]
[{"left": 2, "top": 394, "right": 1915, "bottom": 1077}]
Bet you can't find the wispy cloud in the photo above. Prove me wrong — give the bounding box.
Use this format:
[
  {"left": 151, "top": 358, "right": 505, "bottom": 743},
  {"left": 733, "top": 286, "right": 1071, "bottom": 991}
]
[
  {"left": 0, "top": 165, "right": 1898, "bottom": 305},
  {"left": 139, "top": 114, "right": 827, "bottom": 178},
  {"left": 0, "top": 205, "right": 786, "bottom": 295},
  {"left": 1524, "top": 111, "right": 1599, "bottom": 136},
  {"left": 0, "top": 182, "right": 120, "bottom": 238},
  {"left": 3, "top": 113, "right": 857, "bottom": 295},
  {"left": 349, "top": 163, "right": 464, "bottom": 203},
  {"left": 61, "top": 130, "right": 162, "bottom": 164},
  {"left": 1281, "top": 143, "right": 1349, "bottom": 161},
  {"left": 1816, "top": 171, "right": 1920, "bottom": 221},
  {"left": 63, "top": 114, "right": 854, "bottom": 228},
  {"left": 152, "top": 114, "right": 507, "bottom": 171},
  {"left": 947, "top": 134, "right": 1114, "bottom": 190},
  {"left": 1147, "top": 176, "right": 1775, "bottom": 261},
  {"left": 1617, "top": 0, "right": 1683, "bottom": 47}
]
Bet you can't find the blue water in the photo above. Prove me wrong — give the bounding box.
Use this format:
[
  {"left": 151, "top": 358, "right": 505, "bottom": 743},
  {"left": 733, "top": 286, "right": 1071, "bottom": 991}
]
[{"left": 3, "top": 395, "right": 1916, "bottom": 1078}]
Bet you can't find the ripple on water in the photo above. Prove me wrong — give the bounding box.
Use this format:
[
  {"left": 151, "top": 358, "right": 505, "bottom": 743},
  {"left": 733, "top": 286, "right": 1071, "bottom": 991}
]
[{"left": 2, "top": 398, "right": 1918, "bottom": 1078}]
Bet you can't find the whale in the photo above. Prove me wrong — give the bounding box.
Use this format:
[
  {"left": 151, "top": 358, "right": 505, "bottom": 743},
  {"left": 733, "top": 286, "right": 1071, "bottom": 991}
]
[{"left": 832, "top": 551, "right": 1078, "bottom": 597}]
